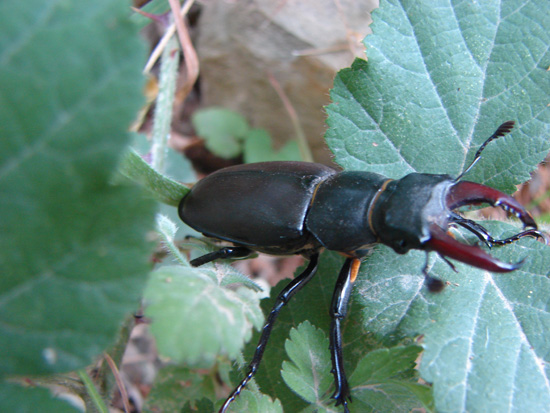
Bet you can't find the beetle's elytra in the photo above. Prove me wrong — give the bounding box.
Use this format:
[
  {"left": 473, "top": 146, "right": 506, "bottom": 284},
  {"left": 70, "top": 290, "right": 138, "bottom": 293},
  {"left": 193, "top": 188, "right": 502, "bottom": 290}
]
[{"left": 178, "top": 121, "right": 544, "bottom": 412}]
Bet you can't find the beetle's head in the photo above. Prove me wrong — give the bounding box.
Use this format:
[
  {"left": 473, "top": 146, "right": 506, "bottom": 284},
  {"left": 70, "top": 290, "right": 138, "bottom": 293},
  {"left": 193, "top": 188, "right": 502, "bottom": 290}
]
[{"left": 370, "top": 173, "right": 542, "bottom": 273}]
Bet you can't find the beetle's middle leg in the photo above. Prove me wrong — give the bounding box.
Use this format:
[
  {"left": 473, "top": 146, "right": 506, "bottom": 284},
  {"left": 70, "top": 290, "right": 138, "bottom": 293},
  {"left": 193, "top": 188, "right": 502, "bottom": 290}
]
[
  {"left": 329, "top": 257, "right": 360, "bottom": 413},
  {"left": 219, "top": 253, "right": 320, "bottom": 413}
]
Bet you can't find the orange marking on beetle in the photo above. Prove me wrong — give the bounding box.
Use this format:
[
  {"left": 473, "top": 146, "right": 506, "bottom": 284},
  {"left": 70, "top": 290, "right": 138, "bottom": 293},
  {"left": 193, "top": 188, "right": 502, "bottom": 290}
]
[{"left": 350, "top": 258, "right": 361, "bottom": 283}]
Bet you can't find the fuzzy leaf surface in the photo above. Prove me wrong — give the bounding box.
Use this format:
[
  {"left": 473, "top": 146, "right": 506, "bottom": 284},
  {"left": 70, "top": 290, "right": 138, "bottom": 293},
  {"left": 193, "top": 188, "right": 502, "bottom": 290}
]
[
  {"left": 326, "top": 0, "right": 550, "bottom": 193},
  {"left": 281, "top": 321, "right": 332, "bottom": 404},
  {"left": 0, "top": 0, "right": 155, "bottom": 379},
  {"left": 325, "top": 1, "right": 550, "bottom": 411},
  {"left": 355, "top": 225, "right": 550, "bottom": 412},
  {"left": 144, "top": 265, "right": 264, "bottom": 368}
]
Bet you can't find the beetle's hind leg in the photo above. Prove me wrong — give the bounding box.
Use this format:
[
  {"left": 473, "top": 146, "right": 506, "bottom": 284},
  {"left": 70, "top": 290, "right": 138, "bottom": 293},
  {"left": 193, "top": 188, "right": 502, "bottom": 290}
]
[
  {"left": 189, "top": 246, "right": 252, "bottom": 267},
  {"left": 219, "top": 254, "right": 320, "bottom": 413}
]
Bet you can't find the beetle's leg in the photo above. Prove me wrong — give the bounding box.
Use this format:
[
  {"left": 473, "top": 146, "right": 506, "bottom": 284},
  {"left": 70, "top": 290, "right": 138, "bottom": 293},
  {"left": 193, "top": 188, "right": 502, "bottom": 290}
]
[
  {"left": 422, "top": 254, "right": 447, "bottom": 293},
  {"left": 189, "top": 246, "right": 252, "bottom": 267},
  {"left": 219, "top": 254, "right": 320, "bottom": 413},
  {"left": 329, "top": 257, "right": 360, "bottom": 413},
  {"left": 450, "top": 213, "right": 547, "bottom": 247}
]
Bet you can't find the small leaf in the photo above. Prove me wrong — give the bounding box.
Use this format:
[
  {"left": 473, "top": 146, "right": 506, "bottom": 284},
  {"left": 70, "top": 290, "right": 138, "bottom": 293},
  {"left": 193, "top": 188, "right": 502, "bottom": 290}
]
[
  {"left": 349, "top": 345, "right": 421, "bottom": 384},
  {"left": 144, "top": 265, "right": 264, "bottom": 367},
  {"left": 243, "top": 129, "right": 276, "bottom": 163},
  {"left": 225, "top": 389, "right": 283, "bottom": 413},
  {"left": 349, "top": 345, "right": 432, "bottom": 412},
  {"left": 275, "top": 141, "right": 302, "bottom": 162},
  {"left": 182, "top": 398, "right": 216, "bottom": 413},
  {"left": 192, "top": 108, "right": 250, "bottom": 159},
  {"left": 144, "top": 365, "right": 215, "bottom": 412},
  {"left": 281, "top": 321, "right": 332, "bottom": 404},
  {"left": 243, "top": 129, "right": 302, "bottom": 163}
]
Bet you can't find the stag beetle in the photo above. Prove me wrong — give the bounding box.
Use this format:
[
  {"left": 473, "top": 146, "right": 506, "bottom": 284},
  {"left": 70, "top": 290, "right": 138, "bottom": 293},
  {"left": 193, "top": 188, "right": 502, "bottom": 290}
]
[{"left": 178, "top": 121, "right": 543, "bottom": 412}]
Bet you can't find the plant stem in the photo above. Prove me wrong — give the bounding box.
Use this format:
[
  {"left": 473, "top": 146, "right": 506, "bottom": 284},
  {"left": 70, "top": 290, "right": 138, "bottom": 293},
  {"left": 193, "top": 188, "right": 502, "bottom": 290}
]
[
  {"left": 151, "top": 35, "right": 180, "bottom": 173},
  {"left": 78, "top": 369, "right": 109, "bottom": 413}
]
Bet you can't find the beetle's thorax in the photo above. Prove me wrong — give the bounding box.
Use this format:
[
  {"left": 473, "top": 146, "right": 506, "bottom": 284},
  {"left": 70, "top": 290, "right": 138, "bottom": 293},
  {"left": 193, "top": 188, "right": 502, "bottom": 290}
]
[
  {"left": 306, "top": 171, "right": 388, "bottom": 254},
  {"left": 370, "top": 173, "right": 454, "bottom": 253}
]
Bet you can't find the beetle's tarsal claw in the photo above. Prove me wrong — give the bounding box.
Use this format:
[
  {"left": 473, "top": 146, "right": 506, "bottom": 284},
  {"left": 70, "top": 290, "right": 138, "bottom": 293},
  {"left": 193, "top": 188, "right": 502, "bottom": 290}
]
[
  {"left": 425, "top": 225, "right": 524, "bottom": 272},
  {"left": 425, "top": 275, "right": 445, "bottom": 292},
  {"left": 447, "top": 181, "right": 537, "bottom": 229},
  {"left": 522, "top": 229, "right": 549, "bottom": 245}
]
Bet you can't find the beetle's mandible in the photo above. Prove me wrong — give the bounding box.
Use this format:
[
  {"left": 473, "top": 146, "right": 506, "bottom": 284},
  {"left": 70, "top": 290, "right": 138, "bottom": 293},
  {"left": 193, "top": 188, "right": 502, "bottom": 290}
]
[{"left": 178, "top": 121, "right": 544, "bottom": 412}]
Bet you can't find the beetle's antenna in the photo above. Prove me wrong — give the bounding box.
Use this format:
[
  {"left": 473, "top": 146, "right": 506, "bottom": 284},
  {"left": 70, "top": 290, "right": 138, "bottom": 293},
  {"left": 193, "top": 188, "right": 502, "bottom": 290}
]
[{"left": 456, "top": 121, "right": 515, "bottom": 181}]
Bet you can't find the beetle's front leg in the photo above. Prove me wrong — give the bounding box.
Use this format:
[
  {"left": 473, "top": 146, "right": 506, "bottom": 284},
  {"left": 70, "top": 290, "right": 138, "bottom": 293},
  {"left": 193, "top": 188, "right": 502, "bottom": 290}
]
[
  {"left": 189, "top": 246, "right": 252, "bottom": 267},
  {"left": 329, "top": 257, "right": 360, "bottom": 413}
]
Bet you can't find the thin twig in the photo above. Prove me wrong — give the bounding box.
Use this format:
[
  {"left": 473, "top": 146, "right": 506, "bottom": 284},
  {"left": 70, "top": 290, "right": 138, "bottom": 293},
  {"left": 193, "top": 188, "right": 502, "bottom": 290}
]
[
  {"left": 142, "top": 0, "right": 196, "bottom": 74},
  {"left": 167, "top": 0, "right": 199, "bottom": 98},
  {"left": 104, "top": 353, "right": 131, "bottom": 413},
  {"left": 268, "top": 72, "right": 313, "bottom": 162}
]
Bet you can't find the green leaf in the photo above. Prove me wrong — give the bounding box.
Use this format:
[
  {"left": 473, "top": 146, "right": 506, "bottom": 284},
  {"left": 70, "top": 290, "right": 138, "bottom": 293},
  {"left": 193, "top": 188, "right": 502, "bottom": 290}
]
[
  {"left": 355, "top": 223, "right": 550, "bottom": 412},
  {"left": 225, "top": 389, "right": 283, "bottom": 413},
  {"left": 143, "top": 365, "right": 216, "bottom": 412},
  {"left": 182, "top": 398, "right": 216, "bottom": 413},
  {"left": 243, "top": 129, "right": 302, "bottom": 163},
  {"left": 238, "top": 253, "right": 381, "bottom": 412},
  {"left": 0, "top": 0, "right": 155, "bottom": 377},
  {"left": 281, "top": 321, "right": 332, "bottom": 404},
  {"left": 144, "top": 265, "right": 264, "bottom": 367},
  {"left": 349, "top": 345, "right": 420, "bottom": 384},
  {"left": 0, "top": 381, "right": 79, "bottom": 413},
  {"left": 324, "top": 1, "right": 550, "bottom": 411},
  {"left": 192, "top": 108, "right": 250, "bottom": 159},
  {"left": 349, "top": 346, "right": 432, "bottom": 412},
  {"left": 326, "top": 0, "right": 550, "bottom": 193}
]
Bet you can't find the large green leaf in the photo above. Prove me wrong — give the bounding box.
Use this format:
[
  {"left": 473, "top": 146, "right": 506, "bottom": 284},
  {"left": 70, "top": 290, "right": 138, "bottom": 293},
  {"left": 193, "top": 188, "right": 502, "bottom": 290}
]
[
  {"left": 324, "top": 1, "right": 550, "bottom": 412},
  {"left": 0, "top": 381, "right": 79, "bottom": 413},
  {"left": 0, "top": 0, "right": 154, "bottom": 384},
  {"left": 355, "top": 225, "right": 550, "bottom": 412},
  {"left": 326, "top": 0, "right": 550, "bottom": 193}
]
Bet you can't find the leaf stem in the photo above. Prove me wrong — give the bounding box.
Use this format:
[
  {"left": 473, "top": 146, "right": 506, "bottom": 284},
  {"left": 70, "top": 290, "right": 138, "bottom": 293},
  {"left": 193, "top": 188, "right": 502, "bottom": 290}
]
[{"left": 78, "top": 369, "right": 109, "bottom": 413}]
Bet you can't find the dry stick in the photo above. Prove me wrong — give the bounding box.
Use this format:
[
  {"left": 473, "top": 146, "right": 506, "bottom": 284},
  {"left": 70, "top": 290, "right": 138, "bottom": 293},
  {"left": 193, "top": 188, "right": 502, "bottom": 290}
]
[
  {"left": 167, "top": 0, "right": 199, "bottom": 98},
  {"left": 142, "top": 0, "right": 196, "bottom": 75},
  {"left": 104, "top": 353, "right": 131, "bottom": 413},
  {"left": 267, "top": 72, "right": 314, "bottom": 162}
]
